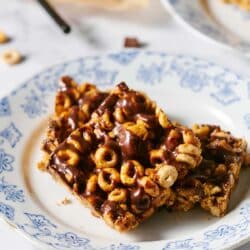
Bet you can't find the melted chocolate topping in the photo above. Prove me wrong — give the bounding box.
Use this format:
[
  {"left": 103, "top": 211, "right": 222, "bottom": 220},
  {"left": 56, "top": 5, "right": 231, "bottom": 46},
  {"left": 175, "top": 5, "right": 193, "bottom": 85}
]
[
  {"left": 130, "top": 187, "right": 151, "bottom": 211},
  {"left": 116, "top": 126, "right": 148, "bottom": 163}
]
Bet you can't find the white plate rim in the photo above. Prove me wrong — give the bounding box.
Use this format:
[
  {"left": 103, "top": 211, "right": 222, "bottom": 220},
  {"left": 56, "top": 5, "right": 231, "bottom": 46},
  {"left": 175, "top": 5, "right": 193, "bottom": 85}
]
[
  {"left": 0, "top": 50, "right": 250, "bottom": 250},
  {"left": 161, "top": 0, "right": 250, "bottom": 55}
]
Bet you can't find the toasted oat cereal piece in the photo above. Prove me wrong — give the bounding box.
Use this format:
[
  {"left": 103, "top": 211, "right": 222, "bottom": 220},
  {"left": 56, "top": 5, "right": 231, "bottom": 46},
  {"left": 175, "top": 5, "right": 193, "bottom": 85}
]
[
  {"left": 0, "top": 31, "right": 9, "bottom": 44},
  {"left": 92, "top": 83, "right": 202, "bottom": 179},
  {"left": 168, "top": 125, "right": 248, "bottom": 217},
  {"left": 1, "top": 49, "right": 22, "bottom": 65},
  {"left": 43, "top": 82, "right": 202, "bottom": 231},
  {"left": 39, "top": 76, "right": 108, "bottom": 170},
  {"left": 43, "top": 76, "right": 107, "bottom": 152}
]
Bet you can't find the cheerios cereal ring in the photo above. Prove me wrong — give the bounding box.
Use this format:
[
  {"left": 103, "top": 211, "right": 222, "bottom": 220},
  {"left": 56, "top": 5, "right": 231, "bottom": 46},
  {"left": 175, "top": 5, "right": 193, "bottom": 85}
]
[
  {"left": 114, "top": 107, "right": 125, "bottom": 123},
  {"left": 120, "top": 160, "right": 144, "bottom": 186},
  {"left": 175, "top": 153, "right": 197, "bottom": 168},
  {"left": 139, "top": 176, "right": 160, "bottom": 197},
  {"left": 155, "top": 107, "right": 170, "bottom": 128},
  {"left": 177, "top": 143, "right": 201, "bottom": 156},
  {"left": 0, "top": 31, "right": 9, "bottom": 43},
  {"left": 86, "top": 175, "right": 98, "bottom": 194},
  {"left": 156, "top": 164, "right": 178, "bottom": 188},
  {"left": 56, "top": 149, "right": 80, "bottom": 166},
  {"left": 192, "top": 124, "right": 210, "bottom": 138},
  {"left": 149, "top": 148, "right": 166, "bottom": 165},
  {"left": 130, "top": 193, "right": 151, "bottom": 214},
  {"left": 98, "top": 168, "right": 120, "bottom": 192},
  {"left": 1, "top": 49, "right": 22, "bottom": 65},
  {"left": 55, "top": 93, "right": 72, "bottom": 114},
  {"left": 94, "top": 146, "right": 118, "bottom": 169},
  {"left": 153, "top": 188, "right": 172, "bottom": 207},
  {"left": 67, "top": 132, "right": 83, "bottom": 152},
  {"left": 108, "top": 188, "right": 127, "bottom": 202}
]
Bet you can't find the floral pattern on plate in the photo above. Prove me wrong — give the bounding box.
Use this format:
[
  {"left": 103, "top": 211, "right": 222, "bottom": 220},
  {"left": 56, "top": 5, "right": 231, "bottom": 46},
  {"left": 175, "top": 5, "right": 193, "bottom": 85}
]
[{"left": 0, "top": 51, "right": 249, "bottom": 249}]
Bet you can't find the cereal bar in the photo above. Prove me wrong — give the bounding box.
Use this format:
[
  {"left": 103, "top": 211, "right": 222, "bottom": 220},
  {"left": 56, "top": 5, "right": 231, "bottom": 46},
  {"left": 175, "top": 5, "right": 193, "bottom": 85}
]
[
  {"left": 44, "top": 82, "right": 202, "bottom": 231},
  {"left": 169, "top": 124, "right": 248, "bottom": 217}
]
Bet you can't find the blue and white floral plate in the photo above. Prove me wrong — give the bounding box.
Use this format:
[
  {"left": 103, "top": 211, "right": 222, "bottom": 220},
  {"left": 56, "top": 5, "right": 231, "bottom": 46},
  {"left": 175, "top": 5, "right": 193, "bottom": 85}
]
[
  {"left": 0, "top": 51, "right": 250, "bottom": 250},
  {"left": 161, "top": 0, "right": 250, "bottom": 53}
]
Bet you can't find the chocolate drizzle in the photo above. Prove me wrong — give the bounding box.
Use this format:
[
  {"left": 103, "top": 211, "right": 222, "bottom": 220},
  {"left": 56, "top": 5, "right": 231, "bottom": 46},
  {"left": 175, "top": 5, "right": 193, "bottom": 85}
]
[
  {"left": 116, "top": 125, "right": 148, "bottom": 163},
  {"left": 59, "top": 76, "right": 75, "bottom": 90},
  {"left": 67, "top": 106, "right": 80, "bottom": 130},
  {"left": 96, "top": 94, "right": 118, "bottom": 116},
  {"left": 130, "top": 187, "right": 151, "bottom": 211},
  {"left": 101, "top": 200, "right": 126, "bottom": 220},
  {"left": 116, "top": 91, "right": 148, "bottom": 121}
]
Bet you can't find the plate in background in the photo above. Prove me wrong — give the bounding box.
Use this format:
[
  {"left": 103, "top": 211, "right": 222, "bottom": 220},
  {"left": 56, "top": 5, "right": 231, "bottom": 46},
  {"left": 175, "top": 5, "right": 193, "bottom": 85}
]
[
  {"left": 0, "top": 51, "right": 250, "bottom": 249},
  {"left": 161, "top": 0, "right": 250, "bottom": 54}
]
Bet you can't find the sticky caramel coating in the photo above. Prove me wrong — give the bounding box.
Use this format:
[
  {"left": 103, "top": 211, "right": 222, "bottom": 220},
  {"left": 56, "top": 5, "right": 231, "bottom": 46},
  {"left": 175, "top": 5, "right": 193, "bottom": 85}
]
[{"left": 168, "top": 125, "right": 248, "bottom": 217}]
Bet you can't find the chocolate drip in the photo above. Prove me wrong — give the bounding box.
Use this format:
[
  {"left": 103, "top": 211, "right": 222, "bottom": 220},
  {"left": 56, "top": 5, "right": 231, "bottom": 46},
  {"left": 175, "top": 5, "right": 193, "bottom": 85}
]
[
  {"left": 116, "top": 126, "right": 147, "bottom": 163},
  {"left": 78, "top": 92, "right": 108, "bottom": 113},
  {"left": 67, "top": 106, "right": 80, "bottom": 130},
  {"left": 96, "top": 94, "right": 118, "bottom": 116},
  {"left": 116, "top": 92, "right": 148, "bottom": 120},
  {"left": 59, "top": 76, "right": 75, "bottom": 90},
  {"left": 130, "top": 187, "right": 151, "bottom": 211},
  {"left": 165, "top": 131, "right": 182, "bottom": 151},
  {"left": 101, "top": 200, "right": 126, "bottom": 219}
]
